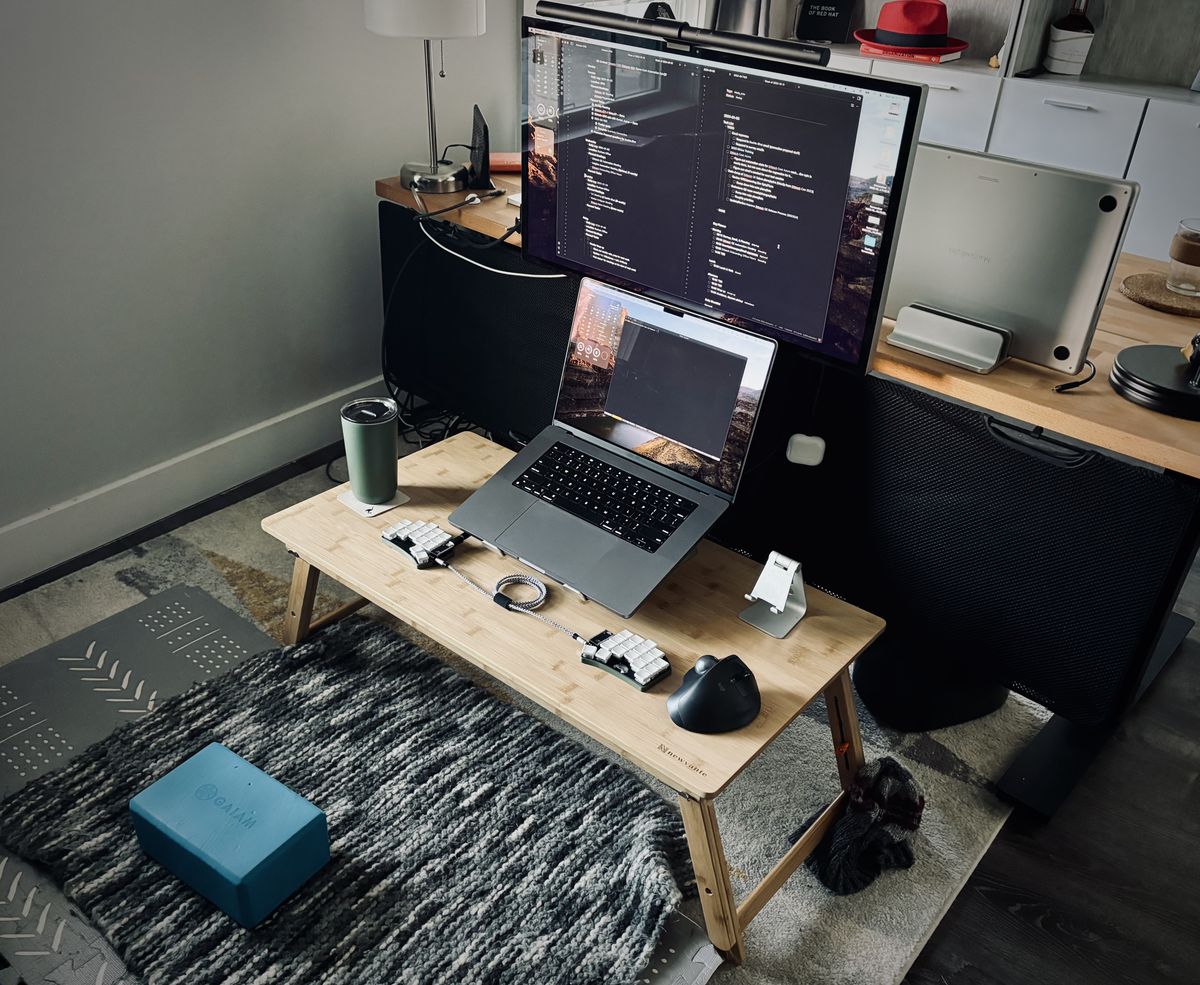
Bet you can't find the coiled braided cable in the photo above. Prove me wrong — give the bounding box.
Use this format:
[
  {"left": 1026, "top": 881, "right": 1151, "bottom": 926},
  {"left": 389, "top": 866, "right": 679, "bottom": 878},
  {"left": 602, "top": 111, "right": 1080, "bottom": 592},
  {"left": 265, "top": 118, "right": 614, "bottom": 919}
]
[{"left": 436, "top": 560, "right": 586, "bottom": 643}]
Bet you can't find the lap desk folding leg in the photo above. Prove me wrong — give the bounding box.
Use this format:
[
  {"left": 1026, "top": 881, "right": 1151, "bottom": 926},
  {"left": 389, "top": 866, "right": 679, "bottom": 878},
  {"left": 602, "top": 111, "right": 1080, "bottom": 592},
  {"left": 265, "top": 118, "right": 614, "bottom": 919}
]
[{"left": 261, "top": 433, "right": 885, "bottom": 963}]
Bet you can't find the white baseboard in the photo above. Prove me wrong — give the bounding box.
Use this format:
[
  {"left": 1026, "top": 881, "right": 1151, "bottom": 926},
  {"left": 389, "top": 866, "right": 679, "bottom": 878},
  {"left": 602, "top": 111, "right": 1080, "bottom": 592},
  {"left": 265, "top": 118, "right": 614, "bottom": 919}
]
[{"left": 0, "top": 376, "right": 384, "bottom": 592}]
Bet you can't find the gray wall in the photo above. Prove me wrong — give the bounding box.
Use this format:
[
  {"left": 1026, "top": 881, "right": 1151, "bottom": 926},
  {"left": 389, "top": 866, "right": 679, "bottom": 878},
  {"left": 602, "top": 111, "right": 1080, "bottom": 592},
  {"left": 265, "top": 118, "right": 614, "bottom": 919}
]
[{"left": 0, "top": 0, "right": 518, "bottom": 585}]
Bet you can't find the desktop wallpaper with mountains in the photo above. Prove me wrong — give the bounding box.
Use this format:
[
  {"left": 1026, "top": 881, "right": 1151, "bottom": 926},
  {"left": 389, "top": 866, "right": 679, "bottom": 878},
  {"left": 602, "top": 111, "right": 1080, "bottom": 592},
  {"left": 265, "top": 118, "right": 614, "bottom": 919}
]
[{"left": 555, "top": 281, "right": 763, "bottom": 495}]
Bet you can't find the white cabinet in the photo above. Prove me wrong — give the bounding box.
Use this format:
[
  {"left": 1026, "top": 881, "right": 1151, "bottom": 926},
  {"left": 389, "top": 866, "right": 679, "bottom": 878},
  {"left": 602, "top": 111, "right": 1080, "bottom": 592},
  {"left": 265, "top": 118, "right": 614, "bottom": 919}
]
[
  {"left": 870, "top": 61, "right": 1002, "bottom": 151},
  {"left": 1123, "top": 97, "right": 1200, "bottom": 261},
  {"left": 988, "top": 78, "right": 1146, "bottom": 177}
]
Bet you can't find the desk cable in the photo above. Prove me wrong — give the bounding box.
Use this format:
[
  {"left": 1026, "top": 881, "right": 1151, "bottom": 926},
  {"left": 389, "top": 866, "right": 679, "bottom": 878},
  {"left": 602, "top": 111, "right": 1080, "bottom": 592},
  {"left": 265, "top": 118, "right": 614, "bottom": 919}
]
[
  {"left": 1052, "top": 358, "right": 1097, "bottom": 393},
  {"left": 382, "top": 519, "right": 672, "bottom": 690},
  {"left": 416, "top": 189, "right": 506, "bottom": 221},
  {"left": 416, "top": 220, "right": 565, "bottom": 279},
  {"left": 411, "top": 190, "right": 522, "bottom": 251},
  {"left": 384, "top": 521, "right": 587, "bottom": 641},
  {"left": 407, "top": 178, "right": 564, "bottom": 278},
  {"left": 434, "top": 556, "right": 588, "bottom": 644}
]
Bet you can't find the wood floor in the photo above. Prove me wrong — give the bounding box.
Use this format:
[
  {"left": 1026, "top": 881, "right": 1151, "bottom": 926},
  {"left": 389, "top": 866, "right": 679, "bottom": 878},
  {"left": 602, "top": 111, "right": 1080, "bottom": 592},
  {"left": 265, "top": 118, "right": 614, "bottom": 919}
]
[{"left": 906, "top": 569, "right": 1200, "bottom": 985}]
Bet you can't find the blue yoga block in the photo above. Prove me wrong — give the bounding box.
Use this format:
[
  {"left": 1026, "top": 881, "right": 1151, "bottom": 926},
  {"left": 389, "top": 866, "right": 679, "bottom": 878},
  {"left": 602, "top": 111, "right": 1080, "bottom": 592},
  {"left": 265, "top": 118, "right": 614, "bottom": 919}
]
[{"left": 129, "top": 742, "right": 329, "bottom": 928}]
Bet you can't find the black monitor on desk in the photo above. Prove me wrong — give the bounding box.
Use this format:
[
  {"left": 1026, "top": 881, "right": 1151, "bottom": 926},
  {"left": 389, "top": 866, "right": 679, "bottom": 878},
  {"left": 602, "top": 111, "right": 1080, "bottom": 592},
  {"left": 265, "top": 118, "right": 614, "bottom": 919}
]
[{"left": 521, "top": 16, "right": 925, "bottom": 373}]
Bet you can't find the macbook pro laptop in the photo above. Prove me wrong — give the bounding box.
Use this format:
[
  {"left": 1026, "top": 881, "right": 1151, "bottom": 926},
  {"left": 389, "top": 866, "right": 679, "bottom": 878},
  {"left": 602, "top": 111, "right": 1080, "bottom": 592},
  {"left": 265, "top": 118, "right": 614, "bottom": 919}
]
[
  {"left": 449, "top": 277, "right": 776, "bottom": 617},
  {"left": 884, "top": 145, "right": 1138, "bottom": 375}
]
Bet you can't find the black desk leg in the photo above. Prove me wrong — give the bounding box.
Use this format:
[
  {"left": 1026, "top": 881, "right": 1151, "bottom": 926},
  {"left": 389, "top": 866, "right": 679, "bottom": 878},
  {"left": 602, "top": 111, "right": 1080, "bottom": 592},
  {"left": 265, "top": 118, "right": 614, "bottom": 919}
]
[
  {"left": 997, "top": 611, "right": 1194, "bottom": 816},
  {"left": 1134, "top": 610, "right": 1193, "bottom": 703}
]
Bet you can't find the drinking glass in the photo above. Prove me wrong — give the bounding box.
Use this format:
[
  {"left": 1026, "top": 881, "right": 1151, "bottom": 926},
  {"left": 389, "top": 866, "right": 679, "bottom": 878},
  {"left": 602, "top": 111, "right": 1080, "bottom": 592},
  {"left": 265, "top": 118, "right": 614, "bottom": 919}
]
[{"left": 1167, "top": 218, "right": 1200, "bottom": 297}]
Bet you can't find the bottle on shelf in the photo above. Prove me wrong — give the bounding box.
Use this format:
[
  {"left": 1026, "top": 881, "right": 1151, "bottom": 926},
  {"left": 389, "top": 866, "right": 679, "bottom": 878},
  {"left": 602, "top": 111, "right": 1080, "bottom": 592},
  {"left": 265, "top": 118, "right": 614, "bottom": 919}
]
[
  {"left": 1044, "top": 0, "right": 1096, "bottom": 76},
  {"left": 1054, "top": 0, "right": 1094, "bottom": 33}
]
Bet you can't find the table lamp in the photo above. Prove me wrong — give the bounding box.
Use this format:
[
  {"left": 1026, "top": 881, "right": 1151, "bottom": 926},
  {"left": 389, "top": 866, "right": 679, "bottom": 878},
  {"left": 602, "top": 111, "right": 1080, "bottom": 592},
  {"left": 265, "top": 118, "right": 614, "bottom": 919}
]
[{"left": 365, "top": 0, "right": 486, "bottom": 193}]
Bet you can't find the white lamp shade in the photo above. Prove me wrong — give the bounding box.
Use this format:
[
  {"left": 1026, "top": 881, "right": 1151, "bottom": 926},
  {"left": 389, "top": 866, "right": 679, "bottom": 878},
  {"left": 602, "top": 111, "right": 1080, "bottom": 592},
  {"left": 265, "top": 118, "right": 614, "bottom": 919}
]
[{"left": 365, "top": 0, "right": 486, "bottom": 39}]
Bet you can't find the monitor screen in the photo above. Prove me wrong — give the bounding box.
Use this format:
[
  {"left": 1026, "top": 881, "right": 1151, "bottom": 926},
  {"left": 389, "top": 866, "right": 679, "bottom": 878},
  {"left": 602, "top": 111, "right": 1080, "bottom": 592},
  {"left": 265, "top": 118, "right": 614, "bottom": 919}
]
[
  {"left": 522, "top": 19, "right": 924, "bottom": 371},
  {"left": 556, "top": 278, "right": 775, "bottom": 496}
]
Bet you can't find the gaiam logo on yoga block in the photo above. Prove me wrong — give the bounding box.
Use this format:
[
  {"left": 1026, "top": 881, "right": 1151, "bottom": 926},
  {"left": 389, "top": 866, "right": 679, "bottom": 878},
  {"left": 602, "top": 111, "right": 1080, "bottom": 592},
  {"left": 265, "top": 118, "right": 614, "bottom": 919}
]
[{"left": 193, "top": 784, "right": 257, "bottom": 829}]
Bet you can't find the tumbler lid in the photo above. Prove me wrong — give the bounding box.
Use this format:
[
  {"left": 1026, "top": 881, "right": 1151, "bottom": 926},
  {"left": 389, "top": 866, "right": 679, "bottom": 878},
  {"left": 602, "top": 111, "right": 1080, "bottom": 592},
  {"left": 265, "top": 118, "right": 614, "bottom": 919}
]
[{"left": 340, "top": 397, "right": 399, "bottom": 425}]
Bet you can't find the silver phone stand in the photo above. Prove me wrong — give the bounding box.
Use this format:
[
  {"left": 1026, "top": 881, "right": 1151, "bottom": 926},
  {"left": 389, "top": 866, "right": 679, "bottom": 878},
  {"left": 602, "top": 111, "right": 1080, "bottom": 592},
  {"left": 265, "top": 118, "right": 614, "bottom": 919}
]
[{"left": 740, "top": 551, "right": 807, "bottom": 638}]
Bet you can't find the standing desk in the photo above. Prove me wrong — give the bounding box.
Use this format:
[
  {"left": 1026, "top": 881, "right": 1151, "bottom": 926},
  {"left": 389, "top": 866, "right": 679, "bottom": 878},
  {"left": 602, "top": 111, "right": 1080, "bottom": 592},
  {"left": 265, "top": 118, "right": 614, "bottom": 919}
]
[
  {"left": 375, "top": 172, "right": 1200, "bottom": 479},
  {"left": 376, "top": 174, "right": 1200, "bottom": 811}
]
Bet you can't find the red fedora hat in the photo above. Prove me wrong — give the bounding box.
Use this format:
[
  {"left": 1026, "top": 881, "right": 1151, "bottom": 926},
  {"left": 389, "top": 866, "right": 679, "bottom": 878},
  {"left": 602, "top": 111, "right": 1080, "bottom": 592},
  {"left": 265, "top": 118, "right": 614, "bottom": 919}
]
[{"left": 854, "top": 0, "right": 969, "bottom": 55}]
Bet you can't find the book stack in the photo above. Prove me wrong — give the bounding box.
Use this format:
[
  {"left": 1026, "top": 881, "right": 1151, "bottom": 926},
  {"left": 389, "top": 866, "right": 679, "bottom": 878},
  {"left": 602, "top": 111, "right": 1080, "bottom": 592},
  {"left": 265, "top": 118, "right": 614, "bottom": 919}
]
[{"left": 859, "top": 43, "right": 962, "bottom": 64}]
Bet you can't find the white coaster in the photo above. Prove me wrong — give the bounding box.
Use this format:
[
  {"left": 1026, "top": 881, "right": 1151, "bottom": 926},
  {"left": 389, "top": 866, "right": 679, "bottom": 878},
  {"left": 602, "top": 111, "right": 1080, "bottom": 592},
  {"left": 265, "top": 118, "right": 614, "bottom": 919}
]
[{"left": 337, "top": 489, "right": 410, "bottom": 518}]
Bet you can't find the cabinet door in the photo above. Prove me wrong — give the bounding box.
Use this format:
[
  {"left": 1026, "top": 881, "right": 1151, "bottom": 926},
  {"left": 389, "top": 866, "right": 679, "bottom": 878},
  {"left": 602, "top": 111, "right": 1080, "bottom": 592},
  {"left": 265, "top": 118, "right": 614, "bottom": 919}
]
[
  {"left": 987, "top": 78, "right": 1145, "bottom": 177},
  {"left": 1123, "top": 97, "right": 1200, "bottom": 261},
  {"left": 870, "top": 61, "right": 1001, "bottom": 151}
]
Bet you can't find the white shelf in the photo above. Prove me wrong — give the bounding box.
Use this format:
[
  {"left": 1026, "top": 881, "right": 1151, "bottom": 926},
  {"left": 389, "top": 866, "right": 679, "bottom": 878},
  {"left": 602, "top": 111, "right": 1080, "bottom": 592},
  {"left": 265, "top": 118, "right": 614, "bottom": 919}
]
[{"left": 823, "top": 43, "right": 1000, "bottom": 79}]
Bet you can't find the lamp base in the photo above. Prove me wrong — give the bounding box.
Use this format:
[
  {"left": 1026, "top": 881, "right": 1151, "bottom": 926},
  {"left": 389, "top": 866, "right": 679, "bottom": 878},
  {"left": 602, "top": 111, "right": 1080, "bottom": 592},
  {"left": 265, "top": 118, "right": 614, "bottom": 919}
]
[
  {"left": 1109, "top": 343, "right": 1200, "bottom": 419},
  {"left": 401, "top": 160, "right": 469, "bottom": 193}
]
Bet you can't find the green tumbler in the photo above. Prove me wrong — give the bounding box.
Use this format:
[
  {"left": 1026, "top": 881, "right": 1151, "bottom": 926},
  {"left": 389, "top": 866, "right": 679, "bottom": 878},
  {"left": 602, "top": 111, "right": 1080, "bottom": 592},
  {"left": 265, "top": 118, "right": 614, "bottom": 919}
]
[{"left": 340, "top": 397, "right": 399, "bottom": 505}]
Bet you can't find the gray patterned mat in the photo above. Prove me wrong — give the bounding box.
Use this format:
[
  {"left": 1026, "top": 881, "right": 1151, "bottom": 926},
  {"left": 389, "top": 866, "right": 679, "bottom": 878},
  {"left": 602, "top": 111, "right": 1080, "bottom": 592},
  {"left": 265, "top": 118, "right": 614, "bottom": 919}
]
[
  {"left": 0, "top": 850, "right": 131, "bottom": 985},
  {"left": 0, "top": 586, "right": 273, "bottom": 799},
  {"left": 0, "top": 587, "right": 272, "bottom": 985}
]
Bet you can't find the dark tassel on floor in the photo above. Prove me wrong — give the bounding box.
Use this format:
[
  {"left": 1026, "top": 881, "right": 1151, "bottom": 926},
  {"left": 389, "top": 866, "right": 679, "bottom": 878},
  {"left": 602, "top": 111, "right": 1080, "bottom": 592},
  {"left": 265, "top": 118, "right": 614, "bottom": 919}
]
[{"left": 789, "top": 756, "right": 925, "bottom": 895}]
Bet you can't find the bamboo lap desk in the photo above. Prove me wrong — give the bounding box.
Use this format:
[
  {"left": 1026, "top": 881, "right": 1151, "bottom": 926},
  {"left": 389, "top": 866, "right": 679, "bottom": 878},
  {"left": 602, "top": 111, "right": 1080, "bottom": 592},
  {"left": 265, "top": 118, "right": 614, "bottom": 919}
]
[{"left": 262, "top": 432, "right": 884, "bottom": 963}]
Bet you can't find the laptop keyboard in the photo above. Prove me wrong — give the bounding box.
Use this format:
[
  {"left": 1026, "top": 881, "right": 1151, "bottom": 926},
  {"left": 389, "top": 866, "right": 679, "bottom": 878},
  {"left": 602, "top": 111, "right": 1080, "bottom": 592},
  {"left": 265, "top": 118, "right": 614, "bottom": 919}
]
[{"left": 513, "top": 442, "right": 698, "bottom": 553}]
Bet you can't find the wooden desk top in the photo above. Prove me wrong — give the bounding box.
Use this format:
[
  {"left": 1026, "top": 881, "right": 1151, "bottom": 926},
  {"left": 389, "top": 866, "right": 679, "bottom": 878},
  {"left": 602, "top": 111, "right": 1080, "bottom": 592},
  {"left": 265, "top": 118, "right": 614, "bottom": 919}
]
[
  {"left": 872, "top": 254, "right": 1200, "bottom": 478},
  {"left": 375, "top": 178, "right": 1200, "bottom": 479},
  {"left": 262, "top": 432, "right": 884, "bottom": 798},
  {"left": 376, "top": 173, "right": 524, "bottom": 246}
]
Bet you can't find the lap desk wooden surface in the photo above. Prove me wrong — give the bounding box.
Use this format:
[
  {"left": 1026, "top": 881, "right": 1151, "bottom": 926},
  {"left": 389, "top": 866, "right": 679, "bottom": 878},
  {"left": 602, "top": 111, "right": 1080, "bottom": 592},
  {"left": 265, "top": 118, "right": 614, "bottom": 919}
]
[{"left": 262, "top": 432, "right": 885, "bottom": 960}]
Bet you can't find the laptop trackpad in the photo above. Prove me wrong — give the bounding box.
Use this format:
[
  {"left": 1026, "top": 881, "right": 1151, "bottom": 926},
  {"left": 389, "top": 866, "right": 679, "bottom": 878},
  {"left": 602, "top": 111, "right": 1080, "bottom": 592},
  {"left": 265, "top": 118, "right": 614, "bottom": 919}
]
[{"left": 499, "top": 502, "right": 617, "bottom": 581}]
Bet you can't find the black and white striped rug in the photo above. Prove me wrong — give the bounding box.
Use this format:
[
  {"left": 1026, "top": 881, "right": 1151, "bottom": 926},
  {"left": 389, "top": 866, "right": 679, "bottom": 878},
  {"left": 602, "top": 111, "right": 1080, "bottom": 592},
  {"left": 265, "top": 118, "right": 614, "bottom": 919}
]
[{"left": 0, "top": 618, "right": 690, "bottom": 985}]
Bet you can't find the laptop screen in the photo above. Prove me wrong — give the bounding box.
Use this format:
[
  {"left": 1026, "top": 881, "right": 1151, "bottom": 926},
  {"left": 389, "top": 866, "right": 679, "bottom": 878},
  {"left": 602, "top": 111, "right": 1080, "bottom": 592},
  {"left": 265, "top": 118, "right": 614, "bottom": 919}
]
[{"left": 555, "top": 278, "right": 775, "bottom": 496}]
